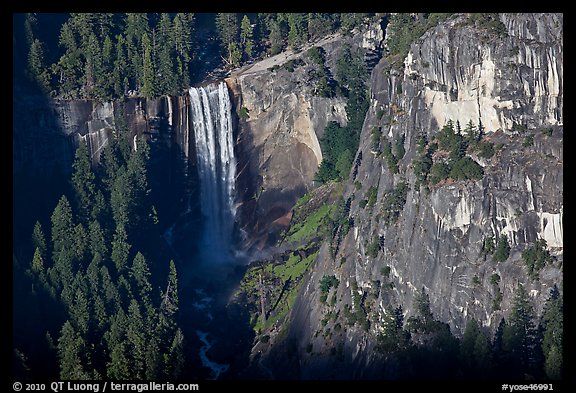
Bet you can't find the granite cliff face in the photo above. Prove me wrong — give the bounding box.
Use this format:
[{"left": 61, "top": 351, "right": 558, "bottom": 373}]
[
  {"left": 13, "top": 91, "right": 167, "bottom": 174},
  {"left": 249, "top": 13, "right": 562, "bottom": 378},
  {"left": 403, "top": 13, "right": 562, "bottom": 131},
  {"left": 231, "top": 68, "right": 347, "bottom": 248},
  {"left": 228, "top": 24, "right": 383, "bottom": 248}
]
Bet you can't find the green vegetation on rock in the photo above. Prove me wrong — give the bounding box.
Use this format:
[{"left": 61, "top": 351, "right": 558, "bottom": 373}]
[
  {"left": 522, "top": 239, "right": 553, "bottom": 279},
  {"left": 494, "top": 234, "right": 510, "bottom": 262},
  {"left": 316, "top": 45, "right": 368, "bottom": 183},
  {"left": 381, "top": 180, "right": 409, "bottom": 226}
]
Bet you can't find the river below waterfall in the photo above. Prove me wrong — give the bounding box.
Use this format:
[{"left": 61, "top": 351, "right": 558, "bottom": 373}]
[
  {"left": 196, "top": 330, "right": 230, "bottom": 379},
  {"left": 191, "top": 289, "right": 230, "bottom": 379}
]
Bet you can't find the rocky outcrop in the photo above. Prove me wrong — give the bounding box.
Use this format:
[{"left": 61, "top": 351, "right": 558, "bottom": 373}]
[
  {"left": 12, "top": 91, "right": 165, "bottom": 174},
  {"left": 229, "top": 23, "right": 386, "bottom": 249},
  {"left": 266, "top": 13, "right": 563, "bottom": 378},
  {"left": 404, "top": 13, "right": 562, "bottom": 132},
  {"left": 232, "top": 68, "right": 347, "bottom": 248}
]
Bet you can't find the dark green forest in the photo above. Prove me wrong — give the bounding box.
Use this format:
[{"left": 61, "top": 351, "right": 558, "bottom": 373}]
[
  {"left": 14, "top": 131, "right": 187, "bottom": 379},
  {"left": 19, "top": 12, "right": 372, "bottom": 101},
  {"left": 373, "top": 284, "right": 563, "bottom": 379}
]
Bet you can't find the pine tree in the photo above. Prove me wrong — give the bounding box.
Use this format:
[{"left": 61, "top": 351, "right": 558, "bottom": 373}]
[
  {"left": 125, "top": 13, "right": 150, "bottom": 89},
  {"left": 111, "top": 225, "right": 131, "bottom": 273},
  {"left": 99, "top": 137, "right": 120, "bottom": 193},
  {"left": 113, "top": 34, "right": 127, "bottom": 97},
  {"left": 70, "top": 288, "right": 90, "bottom": 335},
  {"left": 84, "top": 32, "right": 103, "bottom": 98},
  {"left": 156, "top": 13, "right": 176, "bottom": 95},
  {"left": 92, "top": 189, "right": 107, "bottom": 225},
  {"left": 32, "top": 220, "right": 47, "bottom": 260},
  {"left": 48, "top": 251, "right": 74, "bottom": 290},
  {"left": 216, "top": 13, "right": 239, "bottom": 65},
  {"left": 465, "top": 120, "right": 477, "bottom": 141},
  {"left": 287, "top": 13, "right": 308, "bottom": 49},
  {"left": 86, "top": 252, "right": 102, "bottom": 295},
  {"left": 478, "top": 118, "right": 485, "bottom": 140},
  {"left": 157, "top": 13, "right": 172, "bottom": 45},
  {"left": 377, "top": 306, "right": 410, "bottom": 353},
  {"left": 541, "top": 286, "right": 563, "bottom": 380},
  {"left": 88, "top": 220, "right": 108, "bottom": 260},
  {"left": 216, "top": 13, "right": 238, "bottom": 48},
  {"left": 159, "top": 260, "right": 179, "bottom": 334},
  {"left": 416, "top": 287, "right": 433, "bottom": 323},
  {"left": 144, "top": 337, "right": 162, "bottom": 379},
  {"left": 340, "top": 13, "right": 368, "bottom": 33},
  {"left": 157, "top": 45, "right": 176, "bottom": 95},
  {"left": 111, "top": 165, "right": 133, "bottom": 230},
  {"left": 92, "top": 291, "right": 108, "bottom": 331},
  {"left": 461, "top": 318, "right": 491, "bottom": 376},
  {"left": 114, "top": 109, "right": 132, "bottom": 164},
  {"left": 503, "top": 284, "right": 538, "bottom": 377},
  {"left": 166, "top": 328, "right": 185, "bottom": 379},
  {"left": 126, "top": 299, "right": 146, "bottom": 378},
  {"left": 104, "top": 309, "right": 130, "bottom": 379},
  {"left": 13, "top": 348, "right": 30, "bottom": 380},
  {"left": 141, "top": 38, "right": 156, "bottom": 98},
  {"left": 492, "top": 317, "right": 507, "bottom": 377},
  {"left": 100, "top": 266, "right": 120, "bottom": 311},
  {"left": 101, "top": 35, "right": 115, "bottom": 98},
  {"left": 31, "top": 247, "right": 44, "bottom": 274},
  {"left": 494, "top": 233, "right": 510, "bottom": 262},
  {"left": 473, "top": 328, "right": 492, "bottom": 374},
  {"left": 117, "top": 274, "right": 133, "bottom": 306},
  {"left": 131, "top": 252, "right": 152, "bottom": 302},
  {"left": 104, "top": 308, "right": 124, "bottom": 345},
  {"left": 168, "top": 260, "right": 178, "bottom": 310},
  {"left": 27, "top": 38, "right": 51, "bottom": 93},
  {"left": 240, "top": 15, "right": 254, "bottom": 59},
  {"left": 71, "top": 141, "right": 96, "bottom": 223},
  {"left": 114, "top": 137, "right": 150, "bottom": 234},
  {"left": 460, "top": 318, "right": 480, "bottom": 371},
  {"left": 228, "top": 42, "right": 242, "bottom": 68},
  {"left": 69, "top": 13, "right": 97, "bottom": 48},
  {"left": 56, "top": 20, "right": 83, "bottom": 98},
  {"left": 59, "top": 20, "right": 77, "bottom": 52},
  {"left": 266, "top": 14, "right": 287, "bottom": 55},
  {"left": 172, "top": 13, "right": 193, "bottom": 60},
  {"left": 51, "top": 195, "right": 75, "bottom": 262},
  {"left": 128, "top": 135, "right": 150, "bottom": 198},
  {"left": 172, "top": 13, "right": 194, "bottom": 89},
  {"left": 72, "top": 223, "right": 88, "bottom": 263},
  {"left": 307, "top": 13, "right": 335, "bottom": 41},
  {"left": 24, "top": 13, "right": 38, "bottom": 46},
  {"left": 58, "top": 321, "right": 90, "bottom": 379},
  {"left": 107, "top": 342, "right": 131, "bottom": 380}
]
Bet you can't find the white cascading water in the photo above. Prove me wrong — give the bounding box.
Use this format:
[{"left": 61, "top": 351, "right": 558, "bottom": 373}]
[{"left": 188, "top": 82, "right": 237, "bottom": 263}]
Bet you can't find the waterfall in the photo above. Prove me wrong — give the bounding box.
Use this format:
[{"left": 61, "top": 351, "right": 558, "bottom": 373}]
[{"left": 188, "top": 82, "right": 237, "bottom": 263}]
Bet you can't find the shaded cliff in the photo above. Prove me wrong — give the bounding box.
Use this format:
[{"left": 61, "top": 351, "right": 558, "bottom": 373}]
[
  {"left": 12, "top": 91, "right": 199, "bottom": 262},
  {"left": 244, "top": 13, "right": 563, "bottom": 379}
]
